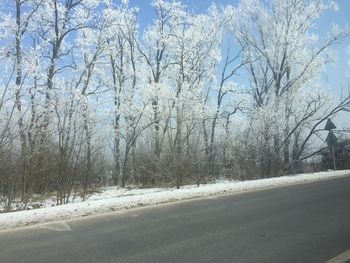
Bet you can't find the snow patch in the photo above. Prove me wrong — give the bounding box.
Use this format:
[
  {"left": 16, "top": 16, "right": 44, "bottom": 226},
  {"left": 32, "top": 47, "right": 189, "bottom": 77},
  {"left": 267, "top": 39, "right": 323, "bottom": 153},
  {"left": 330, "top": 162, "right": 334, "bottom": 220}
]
[{"left": 0, "top": 170, "right": 349, "bottom": 230}]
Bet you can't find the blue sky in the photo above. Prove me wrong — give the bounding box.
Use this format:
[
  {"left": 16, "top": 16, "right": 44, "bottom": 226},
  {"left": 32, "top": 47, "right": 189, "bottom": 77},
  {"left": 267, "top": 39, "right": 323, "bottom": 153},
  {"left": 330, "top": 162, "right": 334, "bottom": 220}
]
[{"left": 126, "top": 0, "right": 350, "bottom": 98}]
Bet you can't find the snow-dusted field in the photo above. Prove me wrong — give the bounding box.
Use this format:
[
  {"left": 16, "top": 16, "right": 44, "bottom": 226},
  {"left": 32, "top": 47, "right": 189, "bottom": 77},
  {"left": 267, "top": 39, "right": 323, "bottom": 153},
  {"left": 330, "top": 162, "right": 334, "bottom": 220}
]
[{"left": 1, "top": 170, "right": 349, "bottom": 230}]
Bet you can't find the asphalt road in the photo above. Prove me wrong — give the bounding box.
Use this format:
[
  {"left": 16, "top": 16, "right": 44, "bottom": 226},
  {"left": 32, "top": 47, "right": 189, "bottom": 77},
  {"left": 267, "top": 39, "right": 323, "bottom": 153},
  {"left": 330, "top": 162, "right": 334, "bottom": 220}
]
[{"left": 1, "top": 176, "right": 350, "bottom": 263}]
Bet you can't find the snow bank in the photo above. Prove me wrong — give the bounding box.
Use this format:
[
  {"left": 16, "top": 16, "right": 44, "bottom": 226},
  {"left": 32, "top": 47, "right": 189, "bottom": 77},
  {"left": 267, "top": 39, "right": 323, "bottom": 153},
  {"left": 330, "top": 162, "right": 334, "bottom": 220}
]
[{"left": 1, "top": 170, "right": 349, "bottom": 230}]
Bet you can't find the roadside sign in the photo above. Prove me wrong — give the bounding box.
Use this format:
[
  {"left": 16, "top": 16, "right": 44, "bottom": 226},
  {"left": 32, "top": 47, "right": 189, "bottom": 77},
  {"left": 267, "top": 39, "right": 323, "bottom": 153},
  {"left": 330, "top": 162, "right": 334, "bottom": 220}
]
[
  {"left": 324, "top": 119, "right": 337, "bottom": 170},
  {"left": 324, "top": 119, "right": 336, "bottom": 131},
  {"left": 326, "top": 130, "right": 338, "bottom": 147}
]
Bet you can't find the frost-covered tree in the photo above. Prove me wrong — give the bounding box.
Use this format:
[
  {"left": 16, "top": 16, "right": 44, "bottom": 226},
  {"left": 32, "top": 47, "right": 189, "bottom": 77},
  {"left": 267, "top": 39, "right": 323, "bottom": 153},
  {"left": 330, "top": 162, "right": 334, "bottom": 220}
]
[
  {"left": 0, "top": 0, "right": 349, "bottom": 208},
  {"left": 232, "top": 0, "right": 349, "bottom": 175}
]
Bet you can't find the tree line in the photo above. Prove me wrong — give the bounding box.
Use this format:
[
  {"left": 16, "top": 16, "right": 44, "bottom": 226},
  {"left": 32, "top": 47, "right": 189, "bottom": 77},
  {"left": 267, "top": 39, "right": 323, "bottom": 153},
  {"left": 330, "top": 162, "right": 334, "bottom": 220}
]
[{"left": 0, "top": 0, "right": 349, "bottom": 211}]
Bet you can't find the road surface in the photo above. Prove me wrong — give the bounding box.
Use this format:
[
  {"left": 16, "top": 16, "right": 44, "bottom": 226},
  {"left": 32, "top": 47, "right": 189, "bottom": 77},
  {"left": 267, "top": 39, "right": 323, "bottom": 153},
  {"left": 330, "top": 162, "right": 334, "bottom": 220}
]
[{"left": 1, "top": 176, "right": 350, "bottom": 263}]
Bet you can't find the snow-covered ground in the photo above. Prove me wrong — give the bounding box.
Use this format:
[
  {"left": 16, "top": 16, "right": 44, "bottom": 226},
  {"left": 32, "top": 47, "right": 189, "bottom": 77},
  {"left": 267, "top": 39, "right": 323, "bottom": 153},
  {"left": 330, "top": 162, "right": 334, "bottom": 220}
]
[{"left": 1, "top": 170, "right": 349, "bottom": 230}]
